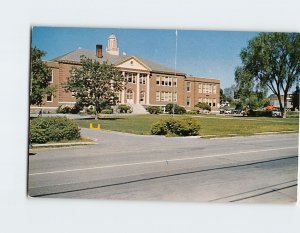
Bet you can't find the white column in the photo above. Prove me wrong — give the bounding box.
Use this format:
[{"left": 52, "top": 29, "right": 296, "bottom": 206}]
[
  {"left": 136, "top": 73, "right": 140, "bottom": 104},
  {"left": 121, "top": 71, "right": 125, "bottom": 103},
  {"left": 146, "top": 73, "right": 150, "bottom": 105}
]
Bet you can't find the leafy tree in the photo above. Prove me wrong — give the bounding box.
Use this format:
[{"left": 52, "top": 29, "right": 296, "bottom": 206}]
[
  {"left": 30, "top": 47, "right": 55, "bottom": 105},
  {"left": 195, "top": 102, "right": 211, "bottom": 111},
  {"left": 235, "top": 32, "right": 300, "bottom": 118},
  {"left": 65, "top": 56, "right": 124, "bottom": 119},
  {"left": 291, "top": 85, "right": 299, "bottom": 110},
  {"left": 223, "top": 84, "right": 236, "bottom": 99},
  {"left": 220, "top": 88, "right": 226, "bottom": 104}
]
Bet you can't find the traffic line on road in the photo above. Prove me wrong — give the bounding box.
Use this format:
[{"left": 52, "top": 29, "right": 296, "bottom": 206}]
[{"left": 29, "top": 146, "right": 298, "bottom": 176}]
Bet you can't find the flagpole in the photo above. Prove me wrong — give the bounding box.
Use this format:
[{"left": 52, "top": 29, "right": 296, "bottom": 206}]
[{"left": 172, "top": 29, "right": 178, "bottom": 117}]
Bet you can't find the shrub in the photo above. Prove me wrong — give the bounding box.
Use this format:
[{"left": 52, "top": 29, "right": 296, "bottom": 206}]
[
  {"left": 165, "top": 103, "right": 186, "bottom": 114},
  {"left": 151, "top": 117, "right": 201, "bottom": 136},
  {"left": 248, "top": 110, "right": 272, "bottom": 117},
  {"left": 70, "top": 102, "right": 83, "bottom": 114},
  {"left": 30, "top": 117, "right": 81, "bottom": 143},
  {"left": 86, "top": 107, "right": 96, "bottom": 115},
  {"left": 187, "top": 110, "right": 198, "bottom": 115},
  {"left": 56, "top": 105, "right": 72, "bottom": 114},
  {"left": 118, "top": 104, "right": 131, "bottom": 113},
  {"left": 195, "top": 102, "right": 211, "bottom": 111},
  {"left": 101, "top": 109, "right": 113, "bottom": 114},
  {"left": 147, "top": 106, "right": 162, "bottom": 114}
]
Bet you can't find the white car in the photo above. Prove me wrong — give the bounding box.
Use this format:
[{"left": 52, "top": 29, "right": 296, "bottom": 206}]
[{"left": 272, "top": 110, "right": 282, "bottom": 117}]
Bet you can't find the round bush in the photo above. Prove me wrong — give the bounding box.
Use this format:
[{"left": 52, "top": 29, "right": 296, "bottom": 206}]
[
  {"left": 101, "top": 109, "right": 113, "bottom": 114},
  {"left": 147, "top": 106, "right": 162, "bottom": 114},
  {"left": 151, "top": 117, "right": 200, "bottom": 136},
  {"left": 30, "top": 117, "right": 81, "bottom": 143},
  {"left": 165, "top": 103, "right": 186, "bottom": 114}
]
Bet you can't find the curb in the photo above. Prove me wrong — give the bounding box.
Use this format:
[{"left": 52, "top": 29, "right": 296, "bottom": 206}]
[
  {"left": 32, "top": 141, "right": 98, "bottom": 149},
  {"left": 201, "top": 131, "right": 298, "bottom": 139}
]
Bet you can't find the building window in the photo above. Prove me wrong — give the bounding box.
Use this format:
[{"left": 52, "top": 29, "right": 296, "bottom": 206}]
[
  {"left": 156, "top": 91, "right": 160, "bottom": 101},
  {"left": 213, "top": 85, "right": 216, "bottom": 94},
  {"left": 159, "top": 91, "right": 174, "bottom": 102},
  {"left": 198, "top": 83, "right": 202, "bottom": 93},
  {"left": 160, "top": 91, "right": 164, "bottom": 101},
  {"left": 125, "top": 72, "right": 137, "bottom": 83},
  {"left": 173, "top": 92, "right": 177, "bottom": 102},
  {"left": 46, "top": 94, "right": 53, "bottom": 102},
  {"left": 213, "top": 99, "right": 216, "bottom": 107},
  {"left": 186, "top": 82, "right": 191, "bottom": 92},
  {"left": 47, "top": 69, "right": 53, "bottom": 83},
  {"left": 156, "top": 76, "right": 160, "bottom": 85},
  {"left": 126, "top": 89, "right": 134, "bottom": 100},
  {"left": 198, "top": 97, "right": 203, "bottom": 103},
  {"left": 160, "top": 76, "right": 173, "bottom": 86},
  {"left": 186, "top": 97, "right": 191, "bottom": 106},
  {"left": 173, "top": 78, "right": 177, "bottom": 87},
  {"left": 139, "top": 73, "right": 147, "bottom": 84},
  {"left": 209, "top": 84, "right": 212, "bottom": 94},
  {"left": 168, "top": 92, "right": 172, "bottom": 101},
  {"left": 168, "top": 77, "right": 172, "bottom": 86}
]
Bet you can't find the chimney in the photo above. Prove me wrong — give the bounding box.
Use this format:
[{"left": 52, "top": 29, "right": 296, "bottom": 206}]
[{"left": 96, "top": 44, "right": 103, "bottom": 58}]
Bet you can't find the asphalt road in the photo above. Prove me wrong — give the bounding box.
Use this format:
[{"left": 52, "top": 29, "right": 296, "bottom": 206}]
[{"left": 28, "top": 129, "right": 298, "bottom": 203}]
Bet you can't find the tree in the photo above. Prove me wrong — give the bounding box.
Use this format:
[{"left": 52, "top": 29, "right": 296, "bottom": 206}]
[
  {"left": 195, "top": 102, "right": 211, "bottom": 111},
  {"left": 65, "top": 56, "right": 124, "bottom": 119},
  {"left": 235, "top": 33, "right": 300, "bottom": 118},
  {"left": 223, "top": 84, "right": 236, "bottom": 99},
  {"left": 291, "top": 85, "right": 299, "bottom": 110},
  {"left": 30, "top": 47, "right": 55, "bottom": 105},
  {"left": 220, "top": 88, "right": 226, "bottom": 104}
]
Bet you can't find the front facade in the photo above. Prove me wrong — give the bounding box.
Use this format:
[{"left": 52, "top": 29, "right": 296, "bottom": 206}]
[{"left": 38, "top": 34, "right": 220, "bottom": 112}]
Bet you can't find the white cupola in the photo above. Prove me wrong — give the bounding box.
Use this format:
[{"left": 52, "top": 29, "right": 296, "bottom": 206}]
[{"left": 106, "top": 33, "right": 119, "bottom": 56}]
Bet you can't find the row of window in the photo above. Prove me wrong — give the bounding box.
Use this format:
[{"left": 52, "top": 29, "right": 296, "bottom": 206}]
[
  {"left": 156, "top": 76, "right": 177, "bottom": 87},
  {"left": 124, "top": 72, "right": 147, "bottom": 84},
  {"left": 186, "top": 82, "right": 217, "bottom": 94},
  {"left": 186, "top": 97, "right": 217, "bottom": 107},
  {"left": 156, "top": 91, "right": 177, "bottom": 102}
]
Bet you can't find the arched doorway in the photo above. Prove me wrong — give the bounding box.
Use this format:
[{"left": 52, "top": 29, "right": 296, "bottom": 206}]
[
  {"left": 140, "top": 91, "right": 146, "bottom": 104},
  {"left": 126, "top": 89, "right": 134, "bottom": 104}
]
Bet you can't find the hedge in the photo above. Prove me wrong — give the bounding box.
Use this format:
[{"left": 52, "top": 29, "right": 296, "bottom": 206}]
[
  {"left": 30, "top": 117, "right": 81, "bottom": 143},
  {"left": 165, "top": 103, "right": 186, "bottom": 114},
  {"left": 248, "top": 110, "right": 272, "bottom": 117},
  {"left": 101, "top": 109, "right": 113, "bottom": 114},
  {"left": 147, "top": 106, "right": 162, "bottom": 114},
  {"left": 151, "top": 117, "right": 201, "bottom": 136}
]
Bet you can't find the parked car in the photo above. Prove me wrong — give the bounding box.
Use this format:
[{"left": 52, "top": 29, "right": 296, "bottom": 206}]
[
  {"left": 224, "top": 109, "right": 232, "bottom": 114},
  {"left": 272, "top": 110, "right": 282, "bottom": 117}
]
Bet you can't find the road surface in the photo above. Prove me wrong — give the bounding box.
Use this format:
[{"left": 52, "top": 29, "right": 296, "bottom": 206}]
[{"left": 28, "top": 129, "right": 298, "bottom": 203}]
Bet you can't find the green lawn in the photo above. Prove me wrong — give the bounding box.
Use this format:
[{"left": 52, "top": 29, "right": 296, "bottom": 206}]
[{"left": 76, "top": 114, "right": 299, "bottom": 137}]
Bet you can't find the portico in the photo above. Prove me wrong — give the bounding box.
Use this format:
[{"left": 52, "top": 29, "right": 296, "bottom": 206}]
[{"left": 117, "top": 57, "right": 151, "bottom": 105}]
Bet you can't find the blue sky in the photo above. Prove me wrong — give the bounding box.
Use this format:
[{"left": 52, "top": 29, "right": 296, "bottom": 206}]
[{"left": 32, "top": 27, "right": 258, "bottom": 89}]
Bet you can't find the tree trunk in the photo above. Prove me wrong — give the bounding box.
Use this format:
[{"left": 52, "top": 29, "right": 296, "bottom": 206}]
[
  {"left": 277, "top": 94, "right": 285, "bottom": 118},
  {"left": 282, "top": 95, "right": 288, "bottom": 118},
  {"left": 95, "top": 110, "right": 99, "bottom": 120}
]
